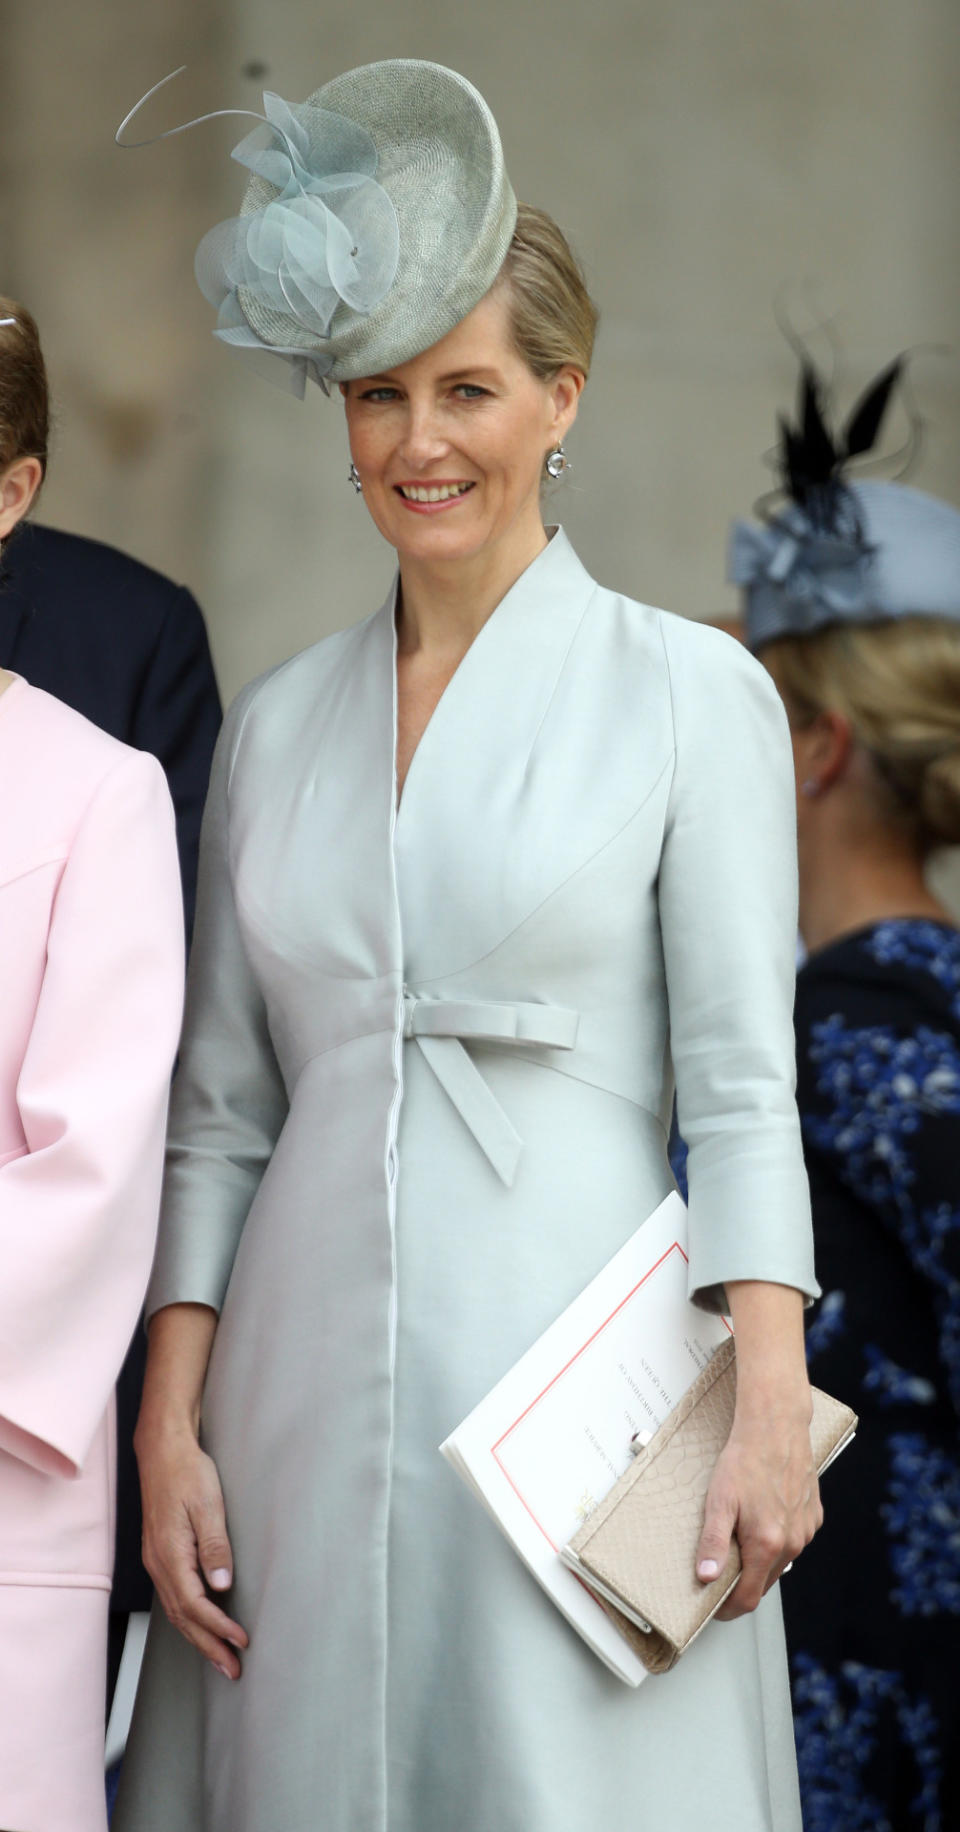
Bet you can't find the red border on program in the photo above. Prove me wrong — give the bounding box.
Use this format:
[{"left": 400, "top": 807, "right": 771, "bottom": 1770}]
[{"left": 489, "top": 1242, "right": 686, "bottom": 1553}]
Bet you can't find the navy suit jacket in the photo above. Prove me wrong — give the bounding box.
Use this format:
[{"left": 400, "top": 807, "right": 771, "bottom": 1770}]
[{"left": 0, "top": 521, "right": 222, "bottom": 1613}]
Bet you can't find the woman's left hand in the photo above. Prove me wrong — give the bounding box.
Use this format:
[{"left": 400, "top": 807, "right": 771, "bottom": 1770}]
[
  {"left": 694, "top": 1278, "right": 824, "bottom": 1619},
  {"left": 695, "top": 1399, "right": 823, "bottom": 1619}
]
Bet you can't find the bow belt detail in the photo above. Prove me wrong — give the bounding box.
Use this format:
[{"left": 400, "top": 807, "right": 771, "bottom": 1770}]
[{"left": 402, "top": 991, "right": 580, "bottom": 1187}]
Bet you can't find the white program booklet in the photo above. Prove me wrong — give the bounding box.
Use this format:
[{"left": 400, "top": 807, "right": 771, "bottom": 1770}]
[{"left": 440, "top": 1192, "right": 732, "bottom": 1686}]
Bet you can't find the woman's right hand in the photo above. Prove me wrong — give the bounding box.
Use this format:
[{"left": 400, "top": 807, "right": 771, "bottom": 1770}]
[
  {"left": 137, "top": 1417, "right": 248, "bottom": 1680},
  {"left": 135, "top": 1303, "right": 247, "bottom": 1680}
]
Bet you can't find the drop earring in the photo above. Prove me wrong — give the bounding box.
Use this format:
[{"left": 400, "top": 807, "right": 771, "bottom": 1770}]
[
  {"left": 348, "top": 461, "right": 362, "bottom": 493},
  {"left": 544, "top": 444, "right": 569, "bottom": 480}
]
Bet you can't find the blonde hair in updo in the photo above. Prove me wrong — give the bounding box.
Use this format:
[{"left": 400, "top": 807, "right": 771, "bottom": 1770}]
[
  {"left": 765, "top": 618, "right": 960, "bottom": 853},
  {"left": 497, "top": 203, "right": 598, "bottom": 380},
  {"left": 0, "top": 297, "right": 49, "bottom": 481}
]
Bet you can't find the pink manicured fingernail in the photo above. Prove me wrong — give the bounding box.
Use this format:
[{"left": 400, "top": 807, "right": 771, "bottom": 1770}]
[
  {"left": 214, "top": 1662, "right": 233, "bottom": 1680},
  {"left": 698, "top": 1558, "right": 719, "bottom": 1579},
  {"left": 209, "top": 1568, "right": 232, "bottom": 1589}
]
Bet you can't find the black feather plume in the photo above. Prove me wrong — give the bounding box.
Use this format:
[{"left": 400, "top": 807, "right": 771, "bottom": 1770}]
[
  {"left": 842, "top": 358, "right": 903, "bottom": 458},
  {"left": 774, "top": 351, "right": 906, "bottom": 528}
]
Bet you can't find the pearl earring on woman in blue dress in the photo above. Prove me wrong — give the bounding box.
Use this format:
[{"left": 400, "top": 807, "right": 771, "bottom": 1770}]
[{"left": 348, "top": 461, "right": 362, "bottom": 493}]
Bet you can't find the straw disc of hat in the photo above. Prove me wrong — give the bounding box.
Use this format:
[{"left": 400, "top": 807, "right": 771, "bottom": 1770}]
[{"left": 236, "top": 60, "right": 518, "bottom": 382}]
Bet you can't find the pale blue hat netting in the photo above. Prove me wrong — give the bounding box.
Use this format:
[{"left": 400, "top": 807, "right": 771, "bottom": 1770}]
[{"left": 194, "top": 93, "right": 400, "bottom": 389}]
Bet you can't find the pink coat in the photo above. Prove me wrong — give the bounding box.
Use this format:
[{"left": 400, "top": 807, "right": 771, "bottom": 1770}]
[{"left": 0, "top": 675, "right": 184, "bottom": 1830}]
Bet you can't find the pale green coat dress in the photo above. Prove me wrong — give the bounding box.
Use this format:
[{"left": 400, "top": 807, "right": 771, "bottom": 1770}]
[{"left": 116, "top": 530, "right": 817, "bottom": 1832}]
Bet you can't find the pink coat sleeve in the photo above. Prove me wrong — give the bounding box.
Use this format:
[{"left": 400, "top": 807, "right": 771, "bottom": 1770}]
[{"left": 0, "top": 749, "right": 184, "bottom": 1478}]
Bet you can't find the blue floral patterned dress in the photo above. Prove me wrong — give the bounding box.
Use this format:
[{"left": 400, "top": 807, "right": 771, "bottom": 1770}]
[{"left": 784, "top": 918, "right": 960, "bottom": 1832}]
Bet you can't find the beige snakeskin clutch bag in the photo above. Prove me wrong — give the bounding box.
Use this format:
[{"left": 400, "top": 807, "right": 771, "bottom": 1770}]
[{"left": 561, "top": 1336, "right": 857, "bottom": 1674}]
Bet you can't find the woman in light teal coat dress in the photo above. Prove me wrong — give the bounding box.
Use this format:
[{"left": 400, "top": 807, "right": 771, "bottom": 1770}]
[{"left": 116, "top": 60, "right": 821, "bottom": 1832}]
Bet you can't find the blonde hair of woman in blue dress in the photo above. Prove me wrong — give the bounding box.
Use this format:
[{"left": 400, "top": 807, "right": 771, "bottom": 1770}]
[{"left": 116, "top": 62, "right": 821, "bottom": 1832}]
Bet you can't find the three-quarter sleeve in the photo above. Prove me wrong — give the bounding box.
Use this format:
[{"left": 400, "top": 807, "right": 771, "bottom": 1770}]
[
  {"left": 0, "top": 750, "right": 184, "bottom": 1478},
  {"left": 656, "top": 615, "right": 818, "bottom": 1311},
  {"left": 146, "top": 688, "right": 289, "bottom": 1319}
]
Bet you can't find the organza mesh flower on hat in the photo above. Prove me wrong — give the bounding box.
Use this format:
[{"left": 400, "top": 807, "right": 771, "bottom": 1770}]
[
  {"left": 729, "top": 355, "right": 960, "bottom": 649},
  {"left": 118, "top": 60, "right": 518, "bottom": 396}
]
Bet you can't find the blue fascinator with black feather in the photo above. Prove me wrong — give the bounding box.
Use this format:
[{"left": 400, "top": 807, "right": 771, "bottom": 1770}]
[{"left": 731, "top": 354, "right": 960, "bottom": 650}]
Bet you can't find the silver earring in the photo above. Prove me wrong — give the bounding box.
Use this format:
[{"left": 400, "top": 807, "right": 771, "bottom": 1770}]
[
  {"left": 544, "top": 444, "right": 569, "bottom": 480},
  {"left": 348, "top": 461, "right": 362, "bottom": 493}
]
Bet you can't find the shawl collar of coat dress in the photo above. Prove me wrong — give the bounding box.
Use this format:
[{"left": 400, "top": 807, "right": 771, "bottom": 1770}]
[
  {"left": 388, "top": 526, "right": 617, "bottom": 980},
  {"left": 229, "top": 525, "right": 595, "bottom": 984}
]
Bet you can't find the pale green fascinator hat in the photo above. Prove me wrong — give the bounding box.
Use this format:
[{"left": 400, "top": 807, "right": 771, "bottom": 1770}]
[{"left": 118, "top": 60, "right": 518, "bottom": 395}]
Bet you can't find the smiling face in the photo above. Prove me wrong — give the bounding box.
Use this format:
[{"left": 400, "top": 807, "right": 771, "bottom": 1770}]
[{"left": 340, "top": 286, "right": 583, "bottom": 573}]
